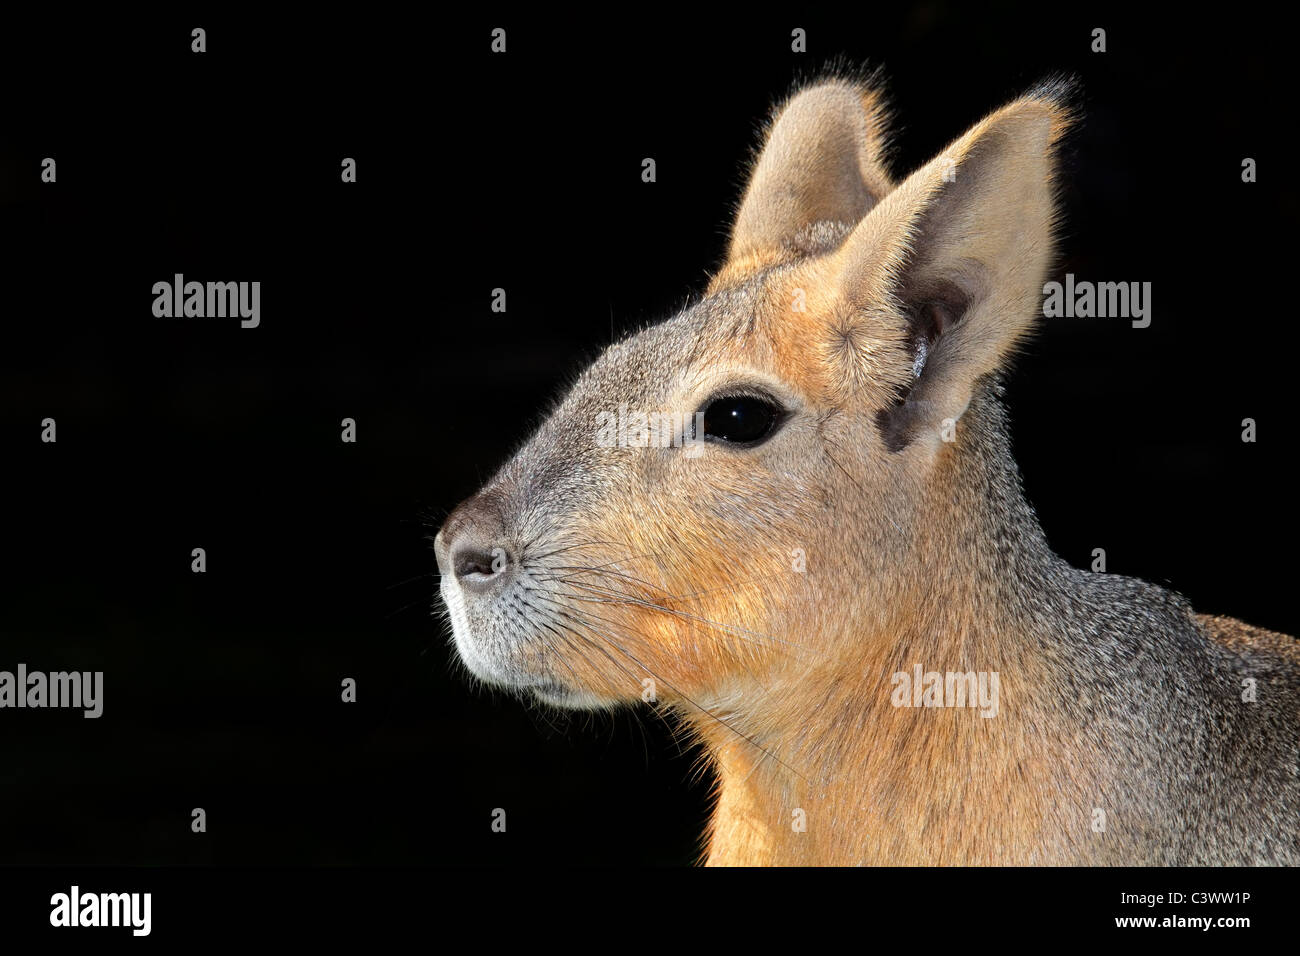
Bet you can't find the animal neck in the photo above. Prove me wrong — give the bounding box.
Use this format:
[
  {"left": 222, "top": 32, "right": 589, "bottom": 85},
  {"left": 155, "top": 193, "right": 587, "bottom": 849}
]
[{"left": 688, "top": 391, "right": 1105, "bottom": 864}]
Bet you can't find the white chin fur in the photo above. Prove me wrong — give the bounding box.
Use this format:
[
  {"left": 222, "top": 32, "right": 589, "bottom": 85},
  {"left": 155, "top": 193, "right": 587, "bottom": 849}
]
[{"left": 441, "top": 577, "right": 610, "bottom": 710}]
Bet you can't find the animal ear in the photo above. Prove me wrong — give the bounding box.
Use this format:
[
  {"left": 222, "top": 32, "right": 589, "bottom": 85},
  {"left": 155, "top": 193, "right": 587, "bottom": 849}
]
[
  {"left": 715, "top": 79, "right": 893, "bottom": 283},
  {"left": 831, "top": 83, "right": 1073, "bottom": 451}
]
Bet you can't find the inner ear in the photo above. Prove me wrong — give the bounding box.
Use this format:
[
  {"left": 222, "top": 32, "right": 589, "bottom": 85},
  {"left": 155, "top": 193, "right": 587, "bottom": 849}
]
[
  {"left": 906, "top": 299, "right": 957, "bottom": 379},
  {"left": 899, "top": 270, "right": 976, "bottom": 381},
  {"left": 876, "top": 275, "right": 979, "bottom": 452}
]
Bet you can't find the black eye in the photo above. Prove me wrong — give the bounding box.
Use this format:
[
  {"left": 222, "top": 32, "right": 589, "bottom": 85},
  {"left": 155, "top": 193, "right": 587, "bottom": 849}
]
[{"left": 699, "top": 393, "right": 786, "bottom": 446}]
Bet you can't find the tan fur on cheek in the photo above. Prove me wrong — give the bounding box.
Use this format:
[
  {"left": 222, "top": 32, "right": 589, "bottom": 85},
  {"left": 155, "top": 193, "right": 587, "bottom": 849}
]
[
  {"left": 441, "top": 75, "right": 1300, "bottom": 867},
  {"left": 557, "top": 494, "right": 800, "bottom": 704}
]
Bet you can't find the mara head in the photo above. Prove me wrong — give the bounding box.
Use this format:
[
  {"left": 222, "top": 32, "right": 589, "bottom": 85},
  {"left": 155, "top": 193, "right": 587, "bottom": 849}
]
[{"left": 436, "top": 76, "right": 1072, "bottom": 713}]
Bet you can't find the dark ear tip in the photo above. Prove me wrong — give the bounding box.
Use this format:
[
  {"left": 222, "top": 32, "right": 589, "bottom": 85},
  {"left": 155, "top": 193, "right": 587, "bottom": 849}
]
[
  {"left": 1029, "top": 73, "right": 1082, "bottom": 109},
  {"left": 1021, "top": 73, "right": 1082, "bottom": 141}
]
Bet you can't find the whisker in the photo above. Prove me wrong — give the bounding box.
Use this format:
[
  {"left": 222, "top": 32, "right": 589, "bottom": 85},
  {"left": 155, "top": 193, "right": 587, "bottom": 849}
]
[
  {"left": 528, "top": 592, "right": 805, "bottom": 781},
  {"left": 549, "top": 576, "right": 806, "bottom": 653},
  {"left": 525, "top": 539, "right": 645, "bottom": 563},
  {"left": 543, "top": 564, "right": 792, "bottom": 606},
  {"left": 387, "top": 571, "right": 437, "bottom": 590},
  {"left": 825, "top": 439, "right": 905, "bottom": 537},
  {"left": 386, "top": 596, "right": 437, "bottom": 620}
]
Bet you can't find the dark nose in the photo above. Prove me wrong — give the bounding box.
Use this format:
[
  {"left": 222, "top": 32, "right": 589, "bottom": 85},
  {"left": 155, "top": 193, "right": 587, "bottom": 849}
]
[{"left": 435, "top": 494, "right": 515, "bottom": 593}]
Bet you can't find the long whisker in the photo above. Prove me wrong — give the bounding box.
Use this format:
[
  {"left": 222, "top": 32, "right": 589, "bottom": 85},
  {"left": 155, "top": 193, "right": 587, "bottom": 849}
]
[
  {"left": 529, "top": 592, "right": 805, "bottom": 781},
  {"left": 387, "top": 571, "right": 437, "bottom": 589},
  {"left": 509, "top": 591, "right": 588, "bottom": 689},
  {"left": 537, "top": 592, "right": 771, "bottom": 701},
  {"left": 525, "top": 594, "right": 660, "bottom": 768},
  {"left": 543, "top": 564, "right": 793, "bottom": 607},
  {"left": 529, "top": 595, "right": 651, "bottom": 691},
  {"left": 546, "top": 576, "right": 806, "bottom": 654},
  {"left": 825, "top": 438, "right": 905, "bottom": 537},
  {"left": 386, "top": 596, "right": 438, "bottom": 619},
  {"left": 525, "top": 540, "right": 656, "bottom": 563}
]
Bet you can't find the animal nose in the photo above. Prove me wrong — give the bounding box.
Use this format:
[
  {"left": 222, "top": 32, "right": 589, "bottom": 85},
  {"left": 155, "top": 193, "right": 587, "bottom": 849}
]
[
  {"left": 452, "top": 543, "right": 505, "bottom": 579},
  {"left": 435, "top": 494, "right": 515, "bottom": 593}
]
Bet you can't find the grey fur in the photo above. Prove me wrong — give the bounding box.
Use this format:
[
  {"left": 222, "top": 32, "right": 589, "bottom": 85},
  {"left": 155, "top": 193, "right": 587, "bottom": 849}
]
[{"left": 438, "top": 79, "right": 1299, "bottom": 865}]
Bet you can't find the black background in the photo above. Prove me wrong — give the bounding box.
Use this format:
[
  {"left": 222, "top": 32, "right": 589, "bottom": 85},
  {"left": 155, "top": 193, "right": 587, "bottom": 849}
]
[{"left": 0, "top": 6, "right": 1294, "bottom": 873}]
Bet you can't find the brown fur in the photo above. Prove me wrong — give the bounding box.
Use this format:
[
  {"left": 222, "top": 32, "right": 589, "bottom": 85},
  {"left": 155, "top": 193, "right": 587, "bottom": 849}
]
[{"left": 436, "top": 76, "right": 1300, "bottom": 865}]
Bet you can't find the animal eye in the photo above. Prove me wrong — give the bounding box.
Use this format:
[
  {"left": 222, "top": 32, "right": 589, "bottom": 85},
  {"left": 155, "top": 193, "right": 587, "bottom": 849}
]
[{"left": 699, "top": 393, "right": 786, "bottom": 446}]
